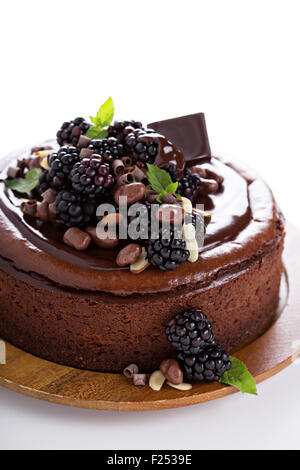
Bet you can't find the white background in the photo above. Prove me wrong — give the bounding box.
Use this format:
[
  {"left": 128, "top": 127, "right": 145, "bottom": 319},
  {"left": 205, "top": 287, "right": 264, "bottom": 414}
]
[{"left": 0, "top": 0, "right": 299, "bottom": 450}]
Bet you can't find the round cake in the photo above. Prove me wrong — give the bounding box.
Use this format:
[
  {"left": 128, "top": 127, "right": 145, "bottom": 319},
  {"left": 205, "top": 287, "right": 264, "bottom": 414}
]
[{"left": 0, "top": 111, "right": 285, "bottom": 373}]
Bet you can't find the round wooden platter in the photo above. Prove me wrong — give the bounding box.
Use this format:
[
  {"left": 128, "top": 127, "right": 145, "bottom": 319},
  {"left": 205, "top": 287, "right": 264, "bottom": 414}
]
[{"left": 0, "top": 223, "right": 300, "bottom": 412}]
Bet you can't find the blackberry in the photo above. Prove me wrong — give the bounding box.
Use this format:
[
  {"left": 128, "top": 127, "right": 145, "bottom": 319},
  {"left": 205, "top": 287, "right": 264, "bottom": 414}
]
[
  {"left": 108, "top": 120, "right": 144, "bottom": 143},
  {"left": 163, "top": 163, "right": 179, "bottom": 182},
  {"left": 88, "top": 137, "right": 124, "bottom": 162},
  {"left": 47, "top": 146, "right": 80, "bottom": 191},
  {"left": 56, "top": 190, "right": 96, "bottom": 230},
  {"left": 56, "top": 117, "right": 91, "bottom": 146},
  {"left": 178, "top": 346, "right": 231, "bottom": 381},
  {"left": 145, "top": 225, "right": 189, "bottom": 271},
  {"left": 125, "top": 129, "right": 158, "bottom": 166},
  {"left": 165, "top": 309, "right": 216, "bottom": 354},
  {"left": 37, "top": 170, "right": 50, "bottom": 196},
  {"left": 70, "top": 154, "right": 114, "bottom": 200},
  {"left": 177, "top": 169, "right": 201, "bottom": 200}
]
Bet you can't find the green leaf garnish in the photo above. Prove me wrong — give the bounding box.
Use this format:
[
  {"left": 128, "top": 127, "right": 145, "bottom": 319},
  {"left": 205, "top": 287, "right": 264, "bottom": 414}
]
[
  {"left": 219, "top": 356, "right": 258, "bottom": 395},
  {"left": 146, "top": 164, "right": 181, "bottom": 204},
  {"left": 5, "top": 168, "right": 42, "bottom": 194},
  {"left": 86, "top": 97, "right": 114, "bottom": 139}
]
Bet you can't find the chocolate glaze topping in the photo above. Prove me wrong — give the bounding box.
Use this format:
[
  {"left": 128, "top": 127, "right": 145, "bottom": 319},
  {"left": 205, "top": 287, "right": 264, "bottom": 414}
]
[
  {"left": 0, "top": 113, "right": 283, "bottom": 295},
  {"left": 140, "top": 133, "right": 185, "bottom": 179}
]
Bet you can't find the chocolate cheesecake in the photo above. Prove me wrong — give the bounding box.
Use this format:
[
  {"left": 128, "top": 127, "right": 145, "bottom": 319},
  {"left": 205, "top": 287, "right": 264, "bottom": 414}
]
[{"left": 0, "top": 111, "right": 285, "bottom": 372}]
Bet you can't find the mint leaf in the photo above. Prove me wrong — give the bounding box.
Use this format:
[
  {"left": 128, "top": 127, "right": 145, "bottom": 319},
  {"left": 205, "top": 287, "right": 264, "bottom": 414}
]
[
  {"left": 86, "top": 126, "right": 108, "bottom": 139},
  {"left": 87, "top": 97, "right": 114, "bottom": 139},
  {"left": 165, "top": 182, "right": 178, "bottom": 194},
  {"left": 147, "top": 164, "right": 173, "bottom": 193},
  {"left": 96, "top": 96, "right": 114, "bottom": 127},
  {"left": 219, "top": 356, "right": 258, "bottom": 395},
  {"left": 5, "top": 168, "right": 42, "bottom": 194}
]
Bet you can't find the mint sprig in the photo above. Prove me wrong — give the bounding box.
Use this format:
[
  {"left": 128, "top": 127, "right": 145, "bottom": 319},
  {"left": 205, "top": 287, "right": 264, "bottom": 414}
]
[
  {"left": 219, "top": 356, "right": 258, "bottom": 395},
  {"left": 146, "top": 163, "right": 181, "bottom": 203},
  {"left": 5, "top": 168, "right": 42, "bottom": 194},
  {"left": 86, "top": 97, "right": 114, "bottom": 139}
]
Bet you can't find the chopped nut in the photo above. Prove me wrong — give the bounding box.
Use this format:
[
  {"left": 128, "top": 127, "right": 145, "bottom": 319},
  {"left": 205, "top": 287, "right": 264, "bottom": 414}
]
[
  {"left": 130, "top": 247, "right": 150, "bottom": 274},
  {"left": 41, "top": 156, "right": 50, "bottom": 170},
  {"left": 192, "top": 208, "right": 211, "bottom": 226},
  {"left": 182, "top": 223, "right": 199, "bottom": 263},
  {"left": 133, "top": 374, "right": 147, "bottom": 386},
  {"left": 181, "top": 196, "right": 193, "bottom": 214},
  {"left": 167, "top": 382, "right": 192, "bottom": 391},
  {"left": 149, "top": 370, "right": 166, "bottom": 391}
]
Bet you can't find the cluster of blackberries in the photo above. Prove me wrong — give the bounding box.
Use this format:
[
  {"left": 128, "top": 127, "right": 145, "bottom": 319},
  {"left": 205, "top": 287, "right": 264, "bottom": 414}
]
[
  {"left": 56, "top": 190, "right": 96, "bottom": 229},
  {"left": 166, "top": 309, "right": 232, "bottom": 382},
  {"left": 145, "top": 225, "right": 189, "bottom": 271},
  {"left": 56, "top": 118, "right": 90, "bottom": 146},
  {"left": 70, "top": 155, "right": 114, "bottom": 200},
  {"left": 108, "top": 120, "right": 144, "bottom": 143},
  {"left": 164, "top": 165, "right": 201, "bottom": 201},
  {"left": 88, "top": 137, "right": 124, "bottom": 162},
  {"left": 125, "top": 129, "right": 157, "bottom": 166}
]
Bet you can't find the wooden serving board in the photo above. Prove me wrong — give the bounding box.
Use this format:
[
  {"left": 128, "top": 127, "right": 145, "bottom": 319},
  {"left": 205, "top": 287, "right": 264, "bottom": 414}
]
[{"left": 0, "top": 223, "right": 300, "bottom": 411}]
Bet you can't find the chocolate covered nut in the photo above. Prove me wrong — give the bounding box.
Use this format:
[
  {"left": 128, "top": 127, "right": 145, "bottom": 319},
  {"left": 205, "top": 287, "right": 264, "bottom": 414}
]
[
  {"left": 28, "top": 157, "right": 42, "bottom": 170},
  {"left": 41, "top": 188, "right": 57, "bottom": 204},
  {"left": 21, "top": 200, "right": 37, "bottom": 216},
  {"left": 7, "top": 166, "right": 21, "bottom": 178},
  {"left": 160, "top": 359, "right": 183, "bottom": 385},
  {"left": 133, "top": 374, "right": 147, "bottom": 386},
  {"left": 101, "top": 213, "right": 123, "bottom": 227},
  {"left": 116, "top": 244, "right": 142, "bottom": 267},
  {"left": 48, "top": 201, "right": 57, "bottom": 223},
  {"left": 145, "top": 189, "right": 159, "bottom": 203},
  {"left": 156, "top": 204, "right": 185, "bottom": 226},
  {"left": 162, "top": 193, "right": 181, "bottom": 205},
  {"left": 123, "top": 363, "right": 139, "bottom": 378},
  {"left": 86, "top": 226, "right": 119, "bottom": 249},
  {"left": 63, "top": 227, "right": 91, "bottom": 251},
  {"left": 37, "top": 200, "right": 49, "bottom": 222},
  {"left": 31, "top": 145, "right": 53, "bottom": 153},
  {"left": 114, "top": 182, "right": 146, "bottom": 206},
  {"left": 79, "top": 148, "right": 93, "bottom": 159}
]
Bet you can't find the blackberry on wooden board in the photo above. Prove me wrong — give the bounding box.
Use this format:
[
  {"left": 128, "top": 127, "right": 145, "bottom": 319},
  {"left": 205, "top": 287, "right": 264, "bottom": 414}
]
[
  {"left": 178, "top": 345, "right": 232, "bottom": 381},
  {"left": 165, "top": 309, "right": 216, "bottom": 354}
]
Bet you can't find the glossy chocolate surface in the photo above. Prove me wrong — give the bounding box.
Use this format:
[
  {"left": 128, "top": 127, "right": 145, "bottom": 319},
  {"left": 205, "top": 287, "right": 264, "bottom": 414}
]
[{"left": 0, "top": 113, "right": 282, "bottom": 295}]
